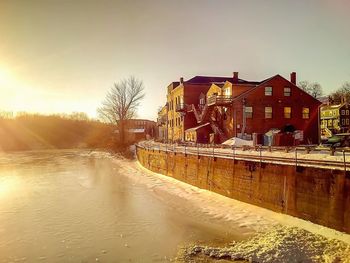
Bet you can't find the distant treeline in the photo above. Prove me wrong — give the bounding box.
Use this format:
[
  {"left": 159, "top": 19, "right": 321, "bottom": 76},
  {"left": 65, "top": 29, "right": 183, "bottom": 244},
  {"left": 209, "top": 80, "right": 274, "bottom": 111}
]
[{"left": 0, "top": 113, "right": 117, "bottom": 151}]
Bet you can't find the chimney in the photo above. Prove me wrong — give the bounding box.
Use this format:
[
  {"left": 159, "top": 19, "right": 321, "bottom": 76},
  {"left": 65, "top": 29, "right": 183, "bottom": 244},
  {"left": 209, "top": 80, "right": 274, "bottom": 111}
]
[
  {"left": 233, "top": 72, "right": 239, "bottom": 83},
  {"left": 180, "top": 77, "right": 184, "bottom": 84},
  {"left": 290, "top": 72, "right": 296, "bottom": 85}
]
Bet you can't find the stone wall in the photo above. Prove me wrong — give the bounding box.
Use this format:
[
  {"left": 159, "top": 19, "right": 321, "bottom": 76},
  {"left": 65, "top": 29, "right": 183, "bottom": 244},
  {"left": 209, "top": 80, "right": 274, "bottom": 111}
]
[{"left": 136, "top": 146, "right": 350, "bottom": 233}]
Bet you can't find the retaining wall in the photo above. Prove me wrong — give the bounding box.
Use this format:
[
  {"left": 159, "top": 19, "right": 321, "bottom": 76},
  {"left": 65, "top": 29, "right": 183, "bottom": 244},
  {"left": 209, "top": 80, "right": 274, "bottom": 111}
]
[{"left": 136, "top": 146, "right": 350, "bottom": 233}]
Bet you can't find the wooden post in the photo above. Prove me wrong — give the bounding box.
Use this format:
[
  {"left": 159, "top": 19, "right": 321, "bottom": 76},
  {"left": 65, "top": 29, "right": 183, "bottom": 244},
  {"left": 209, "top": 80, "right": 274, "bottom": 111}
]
[
  {"left": 259, "top": 145, "right": 262, "bottom": 168},
  {"left": 343, "top": 150, "right": 347, "bottom": 175}
]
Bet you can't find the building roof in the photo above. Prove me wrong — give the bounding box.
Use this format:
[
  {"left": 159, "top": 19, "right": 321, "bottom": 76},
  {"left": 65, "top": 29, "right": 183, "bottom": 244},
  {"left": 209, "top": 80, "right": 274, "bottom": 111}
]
[
  {"left": 321, "top": 103, "right": 346, "bottom": 110},
  {"left": 185, "top": 76, "right": 260, "bottom": 85}
]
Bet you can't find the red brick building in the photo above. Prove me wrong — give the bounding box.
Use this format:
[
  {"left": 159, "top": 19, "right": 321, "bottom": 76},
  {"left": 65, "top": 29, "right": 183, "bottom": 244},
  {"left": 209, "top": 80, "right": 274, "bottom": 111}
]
[
  {"left": 168, "top": 72, "right": 321, "bottom": 145},
  {"left": 230, "top": 73, "right": 321, "bottom": 144}
]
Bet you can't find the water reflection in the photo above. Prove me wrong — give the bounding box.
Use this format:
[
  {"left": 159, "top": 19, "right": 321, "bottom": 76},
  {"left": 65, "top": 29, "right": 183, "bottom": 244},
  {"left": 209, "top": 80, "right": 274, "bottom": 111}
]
[{"left": 0, "top": 150, "right": 240, "bottom": 262}]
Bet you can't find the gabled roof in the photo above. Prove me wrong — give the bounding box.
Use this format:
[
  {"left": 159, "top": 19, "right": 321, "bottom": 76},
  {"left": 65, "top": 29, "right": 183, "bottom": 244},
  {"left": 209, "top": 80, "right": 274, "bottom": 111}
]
[
  {"left": 185, "top": 76, "right": 260, "bottom": 85},
  {"left": 231, "top": 74, "right": 322, "bottom": 104}
]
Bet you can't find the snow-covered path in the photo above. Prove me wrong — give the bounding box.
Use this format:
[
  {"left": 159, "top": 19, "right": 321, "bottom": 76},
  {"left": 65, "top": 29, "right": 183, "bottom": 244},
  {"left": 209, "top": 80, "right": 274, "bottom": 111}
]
[{"left": 139, "top": 141, "right": 350, "bottom": 171}]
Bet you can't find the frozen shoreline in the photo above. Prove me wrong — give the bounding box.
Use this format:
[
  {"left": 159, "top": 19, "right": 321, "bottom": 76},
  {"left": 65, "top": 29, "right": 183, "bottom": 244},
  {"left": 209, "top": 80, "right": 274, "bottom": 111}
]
[{"left": 110, "top": 156, "right": 350, "bottom": 262}]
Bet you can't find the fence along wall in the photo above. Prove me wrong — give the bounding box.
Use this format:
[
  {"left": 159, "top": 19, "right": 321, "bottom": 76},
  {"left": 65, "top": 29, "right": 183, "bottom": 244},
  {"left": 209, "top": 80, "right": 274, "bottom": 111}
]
[{"left": 136, "top": 146, "right": 350, "bottom": 234}]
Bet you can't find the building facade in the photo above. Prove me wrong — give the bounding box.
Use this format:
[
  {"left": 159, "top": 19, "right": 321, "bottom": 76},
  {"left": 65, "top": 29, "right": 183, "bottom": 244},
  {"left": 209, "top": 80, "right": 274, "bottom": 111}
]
[
  {"left": 157, "top": 105, "right": 168, "bottom": 142},
  {"left": 118, "top": 119, "right": 157, "bottom": 143},
  {"left": 320, "top": 103, "right": 350, "bottom": 136},
  {"left": 162, "top": 72, "right": 321, "bottom": 145}
]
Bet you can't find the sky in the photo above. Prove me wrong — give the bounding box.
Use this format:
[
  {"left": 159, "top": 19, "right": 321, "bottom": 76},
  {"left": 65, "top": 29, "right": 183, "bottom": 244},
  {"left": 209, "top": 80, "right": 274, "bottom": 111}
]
[{"left": 0, "top": 0, "right": 350, "bottom": 120}]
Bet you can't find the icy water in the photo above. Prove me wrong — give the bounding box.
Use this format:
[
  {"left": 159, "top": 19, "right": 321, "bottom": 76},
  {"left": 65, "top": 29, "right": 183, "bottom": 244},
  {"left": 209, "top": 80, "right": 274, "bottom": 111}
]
[{"left": 0, "top": 150, "right": 244, "bottom": 262}]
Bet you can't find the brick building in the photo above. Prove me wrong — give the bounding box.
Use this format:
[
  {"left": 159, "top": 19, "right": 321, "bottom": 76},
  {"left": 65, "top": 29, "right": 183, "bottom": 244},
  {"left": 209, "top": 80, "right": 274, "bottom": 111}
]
[
  {"left": 228, "top": 73, "right": 321, "bottom": 144},
  {"left": 117, "top": 119, "right": 157, "bottom": 143},
  {"left": 162, "top": 72, "right": 321, "bottom": 145}
]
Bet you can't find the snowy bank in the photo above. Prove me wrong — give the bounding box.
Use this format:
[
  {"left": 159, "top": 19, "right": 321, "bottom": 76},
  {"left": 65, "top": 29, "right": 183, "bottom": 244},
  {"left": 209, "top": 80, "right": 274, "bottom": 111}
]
[{"left": 184, "top": 226, "right": 350, "bottom": 262}]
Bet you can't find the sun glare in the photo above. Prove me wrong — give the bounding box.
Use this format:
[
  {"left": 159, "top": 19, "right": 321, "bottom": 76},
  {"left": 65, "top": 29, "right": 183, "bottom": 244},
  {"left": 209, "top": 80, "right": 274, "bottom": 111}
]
[
  {"left": 0, "top": 176, "right": 20, "bottom": 198},
  {"left": 0, "top": 67, "right": 12, "bottom": 86}
]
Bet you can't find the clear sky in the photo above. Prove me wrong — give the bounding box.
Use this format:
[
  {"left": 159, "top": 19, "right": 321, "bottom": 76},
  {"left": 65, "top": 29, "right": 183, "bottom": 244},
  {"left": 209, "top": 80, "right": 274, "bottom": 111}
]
[{"left": 1, "top": 0, "right": 349, "bottom": 120}]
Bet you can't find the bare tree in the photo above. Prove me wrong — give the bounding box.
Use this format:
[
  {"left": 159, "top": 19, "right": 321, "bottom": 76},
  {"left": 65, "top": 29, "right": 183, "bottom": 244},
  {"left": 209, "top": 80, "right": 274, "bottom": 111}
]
[
  {"left": 308, "top": 82, "right": 323, "bottom": 99},
  {"left": 298, "top": 81, "right": 309, "bottom": 93},
  {"left": 330, "top": 82, "right": 350, "bottom": 104},
  {"left": 297, "top": 81, "right": 323, "bottom": 99},
  {"left": 0, "top": 111, "right": 14, "bottom": 119},
  {"left": 98, "top": 76, "right": 145, "bottom": 144}
]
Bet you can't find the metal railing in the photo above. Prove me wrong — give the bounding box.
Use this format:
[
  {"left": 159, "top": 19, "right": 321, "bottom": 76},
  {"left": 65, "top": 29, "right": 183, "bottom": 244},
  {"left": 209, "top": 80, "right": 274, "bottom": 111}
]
[
  {"left": 137, "top": 141, "right": 350, "bottom": 171},
  {"left": 175, "top": 103, "right": 188, "bottom": 112},
  {"left": 207, "top": 95, "right": 233, "bottom": 106}
]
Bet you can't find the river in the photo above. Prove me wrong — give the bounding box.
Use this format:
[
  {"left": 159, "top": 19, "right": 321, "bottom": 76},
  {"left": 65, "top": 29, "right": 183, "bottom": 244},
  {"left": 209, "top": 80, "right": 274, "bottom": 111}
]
[{"left": 0, "top": 150, "right": 250, "bottom": 262}]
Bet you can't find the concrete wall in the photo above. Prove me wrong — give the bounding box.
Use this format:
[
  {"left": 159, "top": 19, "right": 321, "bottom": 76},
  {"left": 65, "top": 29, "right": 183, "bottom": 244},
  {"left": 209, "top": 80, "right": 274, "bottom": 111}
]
[{"left": 136, "top": 146, "right": 350, "bottom": 233}]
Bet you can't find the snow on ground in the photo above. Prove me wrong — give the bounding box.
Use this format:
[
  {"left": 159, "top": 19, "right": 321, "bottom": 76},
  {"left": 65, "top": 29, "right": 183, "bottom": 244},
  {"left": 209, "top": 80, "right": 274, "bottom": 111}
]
[
  {"left": 222, "top": 137, "right": 253, "bottom": 146},
  {"left": 140, "top": 141, "right": 350, "bottom": 170},
  {"left": 184, "top": 226, "right": 350, "bottom": 262},
  {"left": 109, "top": 155, "right": 350, "bottom": 262}
]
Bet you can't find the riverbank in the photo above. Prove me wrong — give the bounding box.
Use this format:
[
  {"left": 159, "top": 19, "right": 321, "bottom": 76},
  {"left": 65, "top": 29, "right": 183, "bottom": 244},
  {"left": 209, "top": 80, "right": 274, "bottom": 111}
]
[{"left": 133, "top": 145, "right": 350, "bottom": 262}]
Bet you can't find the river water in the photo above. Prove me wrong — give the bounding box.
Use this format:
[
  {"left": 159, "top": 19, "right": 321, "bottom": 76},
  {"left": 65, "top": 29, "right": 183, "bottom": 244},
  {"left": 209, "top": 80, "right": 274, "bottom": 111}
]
[{"left": 0, "top": 150, "right": 248, "bottom": 262}]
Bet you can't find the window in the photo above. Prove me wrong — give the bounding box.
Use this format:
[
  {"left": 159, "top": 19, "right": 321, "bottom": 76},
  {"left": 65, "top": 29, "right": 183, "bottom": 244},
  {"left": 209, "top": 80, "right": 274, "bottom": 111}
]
[
  {"left": 342, "top": 119, "right": 345, "bottom": 125},
  {"left": 347, "top": 119, "right": 350, "bottom": 125},
  {"left": 342, "top": 110, "right": 345, "bottom": 115},
  {"left": 347, "top": 110, "right": 349, "bottom": 115},
  {"left": 265, "top": 86, "right": 273, "bottom": 96},
  {"left": 284, "top": 107, "right": 291, "bottom": 118},
  {"left": 302, "top": 107, "right": 310, "bottom": 119},
  {"left": 322, "top": 120, "right": 327, "bottom": 127},
  {"left": 284, "top": 87, "right": 291, "bottom": 96},
  {"left": 245, "top": 106, "right": 253, "bottom": 118},
  {"left": 265, "top": 107, "right": 272, "bottom": 118},
  {"left": 328, "top": 119, "right": 332, "bottom": 126},
  {"left": 224, "top": 87, "right": 231, "bottom": 96}
]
